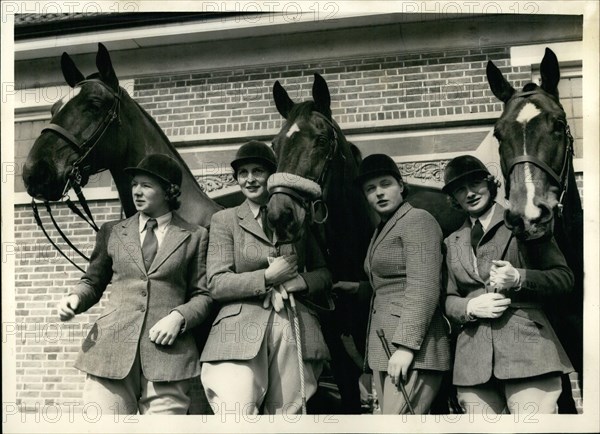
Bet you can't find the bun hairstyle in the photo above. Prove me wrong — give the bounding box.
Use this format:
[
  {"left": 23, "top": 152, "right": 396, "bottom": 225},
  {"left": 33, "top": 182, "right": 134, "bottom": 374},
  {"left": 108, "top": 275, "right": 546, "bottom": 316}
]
[{"left": 163, "top": 182, "right": 182, "bottom": 210}]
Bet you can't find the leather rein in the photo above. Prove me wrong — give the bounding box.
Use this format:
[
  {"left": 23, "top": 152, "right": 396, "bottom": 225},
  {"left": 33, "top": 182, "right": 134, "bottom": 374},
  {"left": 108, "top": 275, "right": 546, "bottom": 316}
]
[{"left": 31, "top": 79, "right": 122, "bottom": 273}]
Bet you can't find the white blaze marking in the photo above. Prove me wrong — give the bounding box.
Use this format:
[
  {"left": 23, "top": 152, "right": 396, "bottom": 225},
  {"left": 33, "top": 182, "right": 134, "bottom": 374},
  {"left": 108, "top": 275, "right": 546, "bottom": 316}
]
[
  {"left": 57, "top": 87, "right": 81, "bottom": 113},
  {"left": 516, "top": 102, "right": 541, "bottom": 125},
  {"left": 286, "top": 123, "right": 300, "bottom": 138},
  {"left": 516, "top": 102, "right": 542, "bottom": 221},
  {"left": 523, "top": 163, "right": 541, "bottom": 220}
]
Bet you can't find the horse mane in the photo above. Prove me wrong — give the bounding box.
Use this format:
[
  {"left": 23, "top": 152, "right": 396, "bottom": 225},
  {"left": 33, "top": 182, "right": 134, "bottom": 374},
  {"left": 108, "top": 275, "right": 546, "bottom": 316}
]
[
  {"left": 522, "top": 82, "right": 539, "bottom": 92},
  {"left": 349, "top": 143, "right": 363, "bottom": 166},
  {"left": 288, "top": 101, "right": 323, "bottom": 121}
]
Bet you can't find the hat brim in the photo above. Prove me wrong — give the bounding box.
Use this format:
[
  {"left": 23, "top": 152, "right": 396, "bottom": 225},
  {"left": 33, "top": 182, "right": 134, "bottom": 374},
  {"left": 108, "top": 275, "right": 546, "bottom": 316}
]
[
  {"left": 231, "top": 157, "right": 277, "bottom": 173},
  {"left": 442, "top": 169, "right": 489, "bottom": 194},
  {"left": 354, "top": 169, "right": 402, "bottom": 188},
  {"left": 123, "top": 167, "right": 175, "bottom": 187}
]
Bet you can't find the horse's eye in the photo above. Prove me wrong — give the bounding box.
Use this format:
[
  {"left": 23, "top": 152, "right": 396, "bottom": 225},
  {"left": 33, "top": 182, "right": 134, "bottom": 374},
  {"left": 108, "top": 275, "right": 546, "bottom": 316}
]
[
  {"left": 553, "top": 119, "right": 566, "bottom": 134},
  {"left": 317, "top": 136, "right": 329, "bottom": 147},
  {"left": 88, "top": 97, "right": 104, "bottom": 109},
  {"left": 493, "top": 129, "right": 503, "bottom": 142}
]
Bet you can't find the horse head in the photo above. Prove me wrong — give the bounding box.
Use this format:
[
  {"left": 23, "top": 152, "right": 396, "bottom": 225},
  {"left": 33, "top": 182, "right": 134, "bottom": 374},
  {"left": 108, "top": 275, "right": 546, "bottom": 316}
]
[
  {"left": 267, "top": 73, "right": 352, "bottom": 243},
  {"left": 486, "top": 48, "right": 574, "bottom": 240},
  {"left": 23, "top": 43, "right": 123, "bottom": 202}
]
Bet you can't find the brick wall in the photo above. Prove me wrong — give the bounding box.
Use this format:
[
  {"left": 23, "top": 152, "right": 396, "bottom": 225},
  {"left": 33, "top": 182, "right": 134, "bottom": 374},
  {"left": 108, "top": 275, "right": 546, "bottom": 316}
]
[
  {"left": 12, "top": 44, "right": 584, "bottom": 415},
  {"left": 12, "top": 201, "right": 120, "bottom": 412},
  {"left": 133, "top": 47, "right": 530, "bottom": 137}
]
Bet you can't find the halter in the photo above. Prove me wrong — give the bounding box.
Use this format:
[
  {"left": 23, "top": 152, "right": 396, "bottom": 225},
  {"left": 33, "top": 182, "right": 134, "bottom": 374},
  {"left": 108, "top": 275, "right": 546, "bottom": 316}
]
[
  {"left": 268, "top": 112, "right": 341, "bottom": 227},
  {"left": 31, "top": 79, "right": 122, "bottom": 273},
  {"left": 503, "top": 90, "right": 575, "bottom": 218}
]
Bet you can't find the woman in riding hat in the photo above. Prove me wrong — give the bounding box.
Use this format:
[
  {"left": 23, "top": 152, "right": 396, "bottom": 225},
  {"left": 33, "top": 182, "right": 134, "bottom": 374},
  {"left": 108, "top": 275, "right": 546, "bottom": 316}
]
[
  {"left": 442, "top": 155, "right": 573, "bottom": 414},
  {"left": 200, "top": 140, "right": 331, "bottom": 415},
  {"left": 336, "top": 154, "right": 451, "bottom": 414},
  {"left": 57, "top": 153, "right": 212, "bottom": 414}
]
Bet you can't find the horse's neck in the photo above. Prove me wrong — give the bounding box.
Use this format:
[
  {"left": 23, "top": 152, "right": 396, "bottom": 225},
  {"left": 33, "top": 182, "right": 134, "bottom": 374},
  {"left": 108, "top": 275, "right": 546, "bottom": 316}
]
[
  {"left": 110, "top": 94, "right": 221, "bottom": 227},
  {"left": 553, "top": 165, "right": 583, "bottom": 283},
  {"left": 324, "top": 153, "right": 375, "bottom": 281}
]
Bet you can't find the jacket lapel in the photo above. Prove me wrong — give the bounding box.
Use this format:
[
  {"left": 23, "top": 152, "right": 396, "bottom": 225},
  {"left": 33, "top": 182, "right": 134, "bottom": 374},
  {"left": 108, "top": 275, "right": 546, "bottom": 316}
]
[
  {"left": 453, "top": 220, "right": 485, "bottom": 284},
  {"left": 114, "top": 213, "right": 146, "bottom": 274},
  {"left": 366, "top": 202, "right": 412, "bottom": 276},
  {"left": 476, "top": 204, "right": 513, "bottom": 278},
  {"left": 148, "top": 213, "right": 191, "bottom": 274},
  {"left": 479, "top": 203, "right": 506, "bottom": 247},
  {"left": 238, "top": 200, "right": 272, "bottom": 245}
]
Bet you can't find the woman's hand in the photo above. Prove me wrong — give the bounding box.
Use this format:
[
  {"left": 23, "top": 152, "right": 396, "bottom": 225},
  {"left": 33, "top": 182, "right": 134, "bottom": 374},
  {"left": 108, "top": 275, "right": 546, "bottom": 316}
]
[
  {"left": 280, "top": 275, "right": 307, "bottom": 294},
  {"left": 388, "top": 346, "right": 414, "bottom": 384},
  {"left": 149, "top": 311, "right": 185, "bottom": 345},
  {"left": 467, "top": 293, "right": 511, "bottom": 319},
  {"left": 58, "top": 294, "right": 80, "bottom": 321},
  {"left": 262, "top": 286, "right": 288, "bottom": 312},
  {"left": 489, "top": 260, "right": 521, "bottom": 291},
  {"left": 332, "top": 281, "right": 359, "bottom": 295},
  {"left": 264, "top": 255, "right": 298, "bottom": 286}
]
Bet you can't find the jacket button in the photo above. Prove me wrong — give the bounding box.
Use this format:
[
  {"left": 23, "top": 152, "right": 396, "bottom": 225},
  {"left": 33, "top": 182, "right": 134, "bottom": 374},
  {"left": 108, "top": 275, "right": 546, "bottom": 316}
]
[
  {"left": 142, "top": 292, "right": 147, "bottom": 297},
  {"left": 140, "top": 306, "right": 146, "bottom": 312},
  {"left": 142, "top": 276, "right": 147, "bottom": 281}
]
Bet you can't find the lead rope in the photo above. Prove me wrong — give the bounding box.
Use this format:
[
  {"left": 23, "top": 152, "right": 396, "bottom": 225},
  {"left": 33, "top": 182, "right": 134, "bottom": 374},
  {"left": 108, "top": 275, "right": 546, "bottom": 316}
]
[
  {"left": 277, "top": 244, "right": 307, "bottom": 415},
  {"left": 286, "top": 294, "right": 306, "bottom": 414}
]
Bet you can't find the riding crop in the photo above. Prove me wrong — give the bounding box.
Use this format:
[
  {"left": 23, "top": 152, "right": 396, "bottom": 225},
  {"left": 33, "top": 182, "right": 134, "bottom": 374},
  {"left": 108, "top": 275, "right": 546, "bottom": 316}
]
[{"left": 376, "top": 329, "right": 415, "bottom": 415}]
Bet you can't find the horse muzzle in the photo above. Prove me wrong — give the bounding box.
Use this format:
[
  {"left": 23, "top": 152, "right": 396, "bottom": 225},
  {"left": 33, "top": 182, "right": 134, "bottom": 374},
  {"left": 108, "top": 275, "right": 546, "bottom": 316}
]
[
  {"left": 22, "top": 159, "right": 65, "bottom": 201},
  {"left": 266, "top": 194, "right": 307, "bottom": 243},
  {"left": 504, "top": 204, "right": 554, "bottom": 241}
]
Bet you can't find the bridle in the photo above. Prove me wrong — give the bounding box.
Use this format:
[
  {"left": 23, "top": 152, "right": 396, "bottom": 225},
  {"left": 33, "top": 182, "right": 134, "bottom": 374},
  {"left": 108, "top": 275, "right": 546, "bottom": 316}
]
[
  {"left": 269, "top": 112, "right": 342, "bottom": 226},
  {"left": 503, "top": 90, "right": 575, "bottom": 218},
  {"left": 31, "top": 78, "right": 122, "bottom": 273},
  {"left": 268, "top": 112, "right": 344, "bottom": 257}
]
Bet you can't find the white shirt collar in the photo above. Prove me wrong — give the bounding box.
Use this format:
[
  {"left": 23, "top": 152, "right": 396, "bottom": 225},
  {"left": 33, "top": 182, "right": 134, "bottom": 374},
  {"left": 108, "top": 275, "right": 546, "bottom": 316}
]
[
  {"left": 469, "top": 202, "right": 496, "bottom": 232},
  {"left": 139, "top": 211, "right": 173, "bottom": 234},
  {"left": 247, "top": 200, "right": 263, "bottom": 221}
]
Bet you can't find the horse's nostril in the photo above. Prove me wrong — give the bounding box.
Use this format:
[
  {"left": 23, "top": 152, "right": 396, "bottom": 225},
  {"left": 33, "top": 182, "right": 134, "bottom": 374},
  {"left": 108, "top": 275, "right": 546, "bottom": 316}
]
[
  {"left": 504, "top": 209, "right": 524, "bottom": 232},
  {"left": 536, "top": 203, "right": 554, "bottom": 224}
]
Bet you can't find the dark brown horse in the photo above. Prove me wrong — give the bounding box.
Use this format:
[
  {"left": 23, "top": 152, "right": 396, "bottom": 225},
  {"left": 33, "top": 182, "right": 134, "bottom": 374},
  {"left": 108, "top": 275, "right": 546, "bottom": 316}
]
[
  {"left": 22, "top": 43, "right": 222, "bottom": 228},
  {"left": 267, "top": 73, "right": 465, "bottom": 413},
  {"left": 487, "top": 47, "right": 583, "bottom": 413}
]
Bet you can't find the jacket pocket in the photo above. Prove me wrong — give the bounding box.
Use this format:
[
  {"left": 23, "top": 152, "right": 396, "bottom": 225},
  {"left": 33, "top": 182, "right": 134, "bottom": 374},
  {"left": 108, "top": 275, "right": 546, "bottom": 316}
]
[
  {"left": 510, "top": 308, "right": 546, "bottom": 328},
  {"left": 212, "top": 304, "right": 242, "bottom": 326},
  {"left": 95, "top": 307, "right": 117, "bottom": 322}
]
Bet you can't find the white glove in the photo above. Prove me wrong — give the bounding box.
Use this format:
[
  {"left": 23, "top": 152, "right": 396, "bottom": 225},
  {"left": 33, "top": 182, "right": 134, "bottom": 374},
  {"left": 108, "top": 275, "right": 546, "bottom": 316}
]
[{"left": 489, "top": 260, "right": 521, "bottom": 291}]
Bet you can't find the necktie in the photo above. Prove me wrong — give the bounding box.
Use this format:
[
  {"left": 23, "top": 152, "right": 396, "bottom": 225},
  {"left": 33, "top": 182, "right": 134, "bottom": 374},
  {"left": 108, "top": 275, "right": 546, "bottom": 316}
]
[
  {"left": 142, "top": 218, "right": 158, "bottom": 271},
  {"left": 471, "top": 219, "right": 484, "bottom": 253},
  {"left": 260, "top": 206, "right": 273, "bottom": 242}
]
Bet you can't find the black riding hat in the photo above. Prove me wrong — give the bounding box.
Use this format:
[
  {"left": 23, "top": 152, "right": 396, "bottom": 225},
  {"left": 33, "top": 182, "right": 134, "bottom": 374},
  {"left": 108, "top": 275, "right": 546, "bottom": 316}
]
[
  {"left": 442, "top": 155, "right": 490, "bottom": 194},
  {"left": 231, "top": 140, "right": 277, "bottom": 174},
  {"left": 124, "top": 153, "right": 183, "bottom": 188},
  {"left": 355, "top": 154, "right": 403, "bottom": 187}
]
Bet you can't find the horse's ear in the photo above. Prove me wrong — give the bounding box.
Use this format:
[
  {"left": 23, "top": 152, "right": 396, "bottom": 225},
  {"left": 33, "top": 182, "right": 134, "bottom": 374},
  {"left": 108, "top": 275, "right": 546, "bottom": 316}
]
[
  {"left": 96, "top": 43, "right": 119, "bottom": 91},
  {"left": 273, "top": 80, "right": 294, "bottom": 119},
  {"left": 540, "top": 47, "right": 560, "bottom": 97},
  {"left": 486, "top": 60, "right": 514, "bottom": 103},
  {"left": 312, "top": 73, "right": 331, "bottom": 118},
  {"left": 61, "top": 52, "right": 84, "bottom": 88}
]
